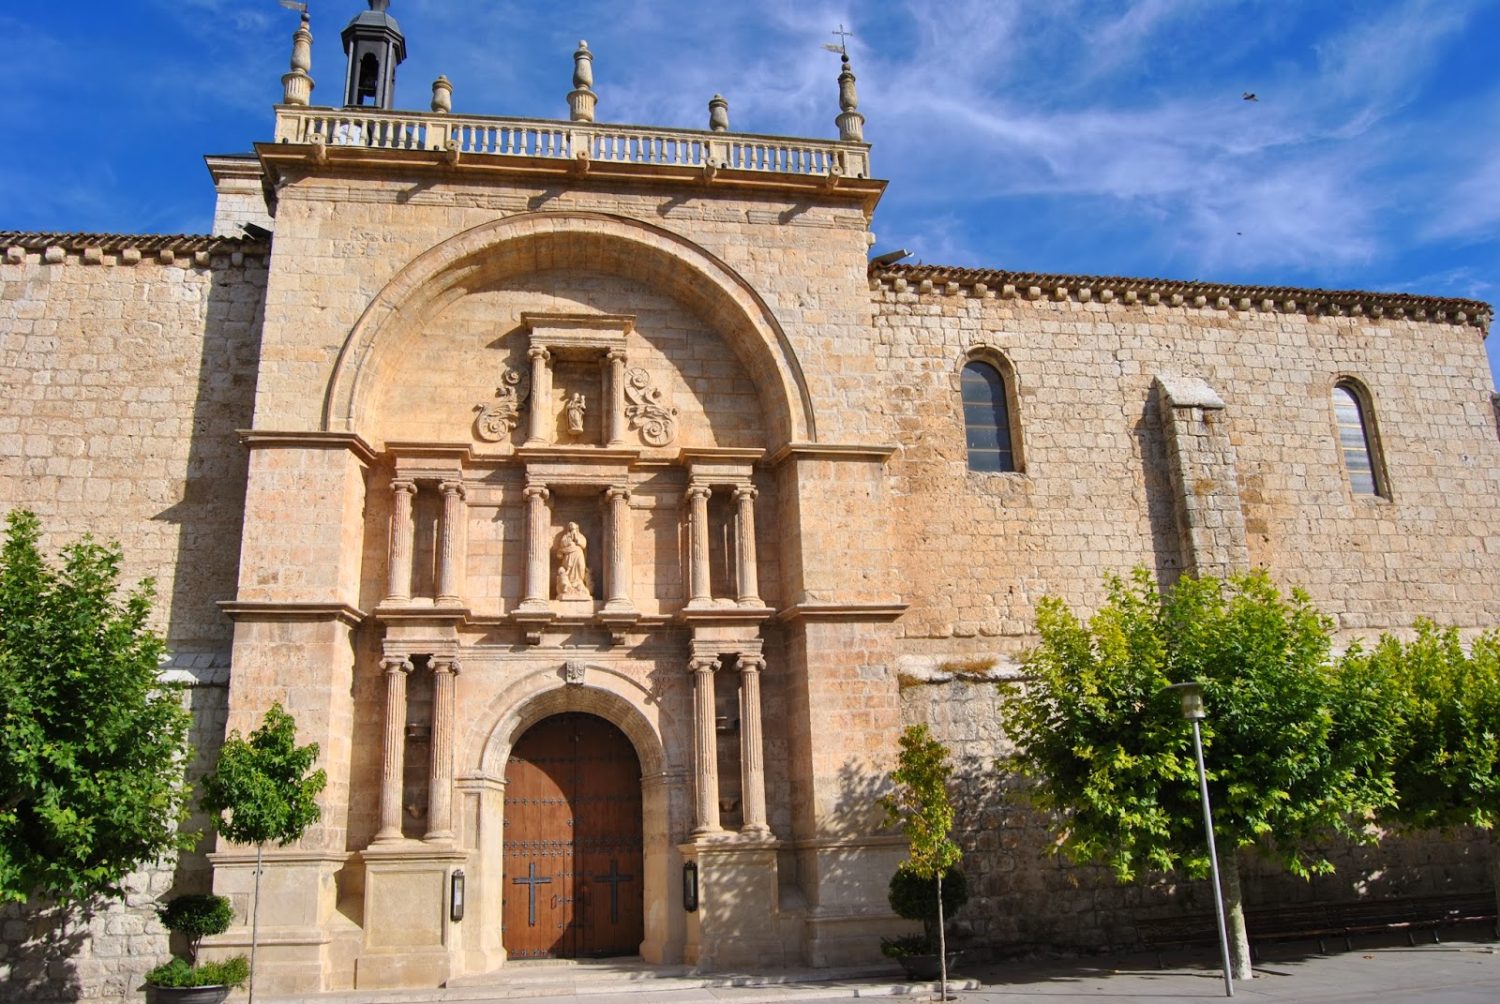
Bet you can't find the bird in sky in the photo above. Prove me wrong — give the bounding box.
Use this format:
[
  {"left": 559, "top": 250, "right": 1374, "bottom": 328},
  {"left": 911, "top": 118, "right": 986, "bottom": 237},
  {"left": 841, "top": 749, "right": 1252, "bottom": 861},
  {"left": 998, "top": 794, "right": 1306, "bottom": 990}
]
[{"left": 1243, "top": 91, "right": 1259, "bottom": 101}]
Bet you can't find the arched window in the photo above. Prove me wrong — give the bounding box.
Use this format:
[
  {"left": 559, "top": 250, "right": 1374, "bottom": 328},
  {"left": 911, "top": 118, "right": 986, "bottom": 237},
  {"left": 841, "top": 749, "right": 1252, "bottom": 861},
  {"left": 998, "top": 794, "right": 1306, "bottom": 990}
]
[
  {"left": 1332, "top": 381, "right": 1383, "bottom": 497},
  {"left": 961, "top": 359, "right": 1017, "bottom": 472}
]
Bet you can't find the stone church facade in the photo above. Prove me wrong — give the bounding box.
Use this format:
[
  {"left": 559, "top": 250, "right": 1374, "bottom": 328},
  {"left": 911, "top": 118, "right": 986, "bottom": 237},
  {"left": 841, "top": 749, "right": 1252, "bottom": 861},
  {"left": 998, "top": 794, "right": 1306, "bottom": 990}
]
[{"left": 2, "top": 4, "right": 1498, "bottom": 999}]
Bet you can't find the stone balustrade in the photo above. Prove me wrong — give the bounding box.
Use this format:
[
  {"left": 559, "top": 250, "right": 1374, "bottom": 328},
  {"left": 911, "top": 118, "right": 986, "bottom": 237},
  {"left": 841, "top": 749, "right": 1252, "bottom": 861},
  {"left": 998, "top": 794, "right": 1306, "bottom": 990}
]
[{"left": 273, "top": 105, "right": 872, "bottom": 179}]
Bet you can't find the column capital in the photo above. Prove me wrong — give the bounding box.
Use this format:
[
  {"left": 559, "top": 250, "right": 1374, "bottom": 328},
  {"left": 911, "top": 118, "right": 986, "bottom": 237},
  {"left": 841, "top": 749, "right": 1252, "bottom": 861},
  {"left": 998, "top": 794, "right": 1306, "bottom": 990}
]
[
  {"left": 527, "top": 346, "right": 551, "bottom": 362},
  {"left": 606, "top": 347, "right": 629, "bottom": 364},
  {"left": 523, "top": 483, "right": 551, "bottom": 502},
  {"left": 733, "top": 484, "right": 758, "bottom": 502},
  {"left": 438, "top": 479, "right": 466, "bottom": 499},
  {"left": 381, "top": 655, "right": 414, "bottom": 675},
  {"left": 685, "top": 485, "right": 712, "bottom": 503},
  {"left": 606, "top": 485, "right": 632, "bottom": 503},
  {"left": 739, "top": 655, "right": 766, "bottom": 674},
  {"left": 689, "top": 656, "right": 720, "bottom": 675},
  {"left": 431, "top": 656, "right": 461, "bottom": 675},
  {"left": 390, "top": 478, "right": 418, "bottom": 496}
]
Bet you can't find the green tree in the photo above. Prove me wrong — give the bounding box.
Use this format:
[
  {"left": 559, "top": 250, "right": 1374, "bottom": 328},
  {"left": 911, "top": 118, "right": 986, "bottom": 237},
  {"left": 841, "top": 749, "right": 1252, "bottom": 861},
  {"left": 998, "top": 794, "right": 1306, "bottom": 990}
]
[
  {"left": 1358, "top": 622, "right": 1500, "bottom": 921},
  {"left": 0, "top": 509, "right": 193, "bottom": 903},
  {"left": 200, "top": 704, "right": 326, "bottom": 1004},
  {"left": 1000, "top": 568, "right": 1396, "bottom": 979},
  {"left": 880, "top": 724, "right": 962, "bottom": 997}
]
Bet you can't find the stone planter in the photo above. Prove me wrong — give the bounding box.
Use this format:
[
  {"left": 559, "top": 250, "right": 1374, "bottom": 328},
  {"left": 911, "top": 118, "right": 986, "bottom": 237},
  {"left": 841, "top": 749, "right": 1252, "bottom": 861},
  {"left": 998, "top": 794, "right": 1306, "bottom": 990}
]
[
  {"left": 146, "top": 985, "right": 233, "bottom": 1004},
  {"left": 896, "top": 950, "right": 961, "bottom": 982}
]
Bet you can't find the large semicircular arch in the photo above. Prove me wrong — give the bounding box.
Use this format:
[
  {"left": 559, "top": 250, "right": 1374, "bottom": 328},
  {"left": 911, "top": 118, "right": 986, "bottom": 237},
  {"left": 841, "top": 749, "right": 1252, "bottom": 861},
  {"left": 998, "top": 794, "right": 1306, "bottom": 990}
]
[{"left": 322, "top": 210, "right": 815, "bottom": 447}]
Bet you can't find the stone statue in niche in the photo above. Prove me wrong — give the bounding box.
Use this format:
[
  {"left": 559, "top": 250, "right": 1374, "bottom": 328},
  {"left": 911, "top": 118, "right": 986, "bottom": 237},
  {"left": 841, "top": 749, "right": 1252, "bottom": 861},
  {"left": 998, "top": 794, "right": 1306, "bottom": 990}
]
[
  {"left": 473, "top": 367, "right": 530, "bottom": 443},
  {"left": 554, "top": 522, "right": 593, "bottom": 599},
  {"left": 565, "top": 392, "right": 587, "bottom": 436}
]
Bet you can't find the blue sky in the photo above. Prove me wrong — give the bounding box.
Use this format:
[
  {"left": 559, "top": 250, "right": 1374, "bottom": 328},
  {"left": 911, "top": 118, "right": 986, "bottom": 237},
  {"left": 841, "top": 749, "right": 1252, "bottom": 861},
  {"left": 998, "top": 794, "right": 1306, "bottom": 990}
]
[{"left": 2, "top": 0, "right": 1496, "bottom": 385}]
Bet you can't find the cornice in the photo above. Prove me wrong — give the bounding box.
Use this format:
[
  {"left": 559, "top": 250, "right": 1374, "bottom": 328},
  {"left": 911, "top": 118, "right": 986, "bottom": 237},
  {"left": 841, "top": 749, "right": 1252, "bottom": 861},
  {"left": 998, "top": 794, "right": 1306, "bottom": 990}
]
[
  {"left": 871, "top": 263, "right": 1493, "bottom": 332},
  {"left": 238, "top": 430, "right": 379, "bottom": 465},
  {"left": 218, "top": 600, "right": 366, "bottom": 627},
  {"left": 0, "top": 230, "right": 269, "bottom": 266}
]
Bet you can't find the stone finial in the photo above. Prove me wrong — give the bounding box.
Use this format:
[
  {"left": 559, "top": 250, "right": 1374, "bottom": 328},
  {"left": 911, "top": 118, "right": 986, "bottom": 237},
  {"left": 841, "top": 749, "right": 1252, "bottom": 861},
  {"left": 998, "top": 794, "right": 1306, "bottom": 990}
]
[
  {"left": 281, "top": 12, "right": 315, "bottom": 106},
  {"left": 836, "top": 54, "right": 865, "bottom": 142},
  {"left": 708, "top": 94, "right": 729, "bottom": 132},
  {"left": 431, "top": 74, "right": 452, "bottom": 114},
  {"left": 568, "top": 40, "right": 597, "bottom": 122}
]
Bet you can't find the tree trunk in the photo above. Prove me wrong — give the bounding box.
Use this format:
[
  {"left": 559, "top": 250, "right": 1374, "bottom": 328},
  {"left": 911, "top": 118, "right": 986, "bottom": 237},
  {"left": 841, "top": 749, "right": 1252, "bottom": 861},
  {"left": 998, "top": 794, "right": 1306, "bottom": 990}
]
[
  {"left": 249, "top": 842, "right": 263, "bottom": 1004},
  {"left": 935, "top": 871, "right": 948, "bottom": 1001},
  {"left": 1221, "top": 852, "right": 1252, "bottom": 980}
]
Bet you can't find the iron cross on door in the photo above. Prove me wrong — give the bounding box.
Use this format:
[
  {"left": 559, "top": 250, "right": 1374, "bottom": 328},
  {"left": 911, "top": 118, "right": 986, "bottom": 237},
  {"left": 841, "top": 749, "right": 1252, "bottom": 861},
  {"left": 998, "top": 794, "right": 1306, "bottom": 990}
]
[
  {"left": 511, "top": 861, "right": 552, "bottom": 927},
  {"left": 592, "top": 858, "right": 635, "bottom": 924}
]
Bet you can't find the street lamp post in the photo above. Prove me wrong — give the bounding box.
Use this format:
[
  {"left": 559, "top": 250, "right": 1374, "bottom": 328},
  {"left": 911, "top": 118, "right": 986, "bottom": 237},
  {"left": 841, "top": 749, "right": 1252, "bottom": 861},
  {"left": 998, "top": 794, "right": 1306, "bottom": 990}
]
[{"left": 1166, "top": 681, "right": 1235, "bottom": 998}]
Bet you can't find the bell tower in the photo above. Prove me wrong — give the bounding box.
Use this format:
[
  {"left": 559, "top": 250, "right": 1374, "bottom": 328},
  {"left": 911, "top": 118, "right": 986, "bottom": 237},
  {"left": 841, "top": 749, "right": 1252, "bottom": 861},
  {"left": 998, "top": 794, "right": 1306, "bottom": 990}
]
[{"left": 341, "top": 0, "right": 407, "bottom": 109}]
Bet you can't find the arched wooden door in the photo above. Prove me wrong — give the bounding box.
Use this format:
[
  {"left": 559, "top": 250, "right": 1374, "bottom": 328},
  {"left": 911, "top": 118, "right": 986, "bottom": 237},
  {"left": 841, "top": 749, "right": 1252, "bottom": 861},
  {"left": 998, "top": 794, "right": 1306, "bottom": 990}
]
[{"left": 503, "top": 713, "right": 644, "bottom": 959}]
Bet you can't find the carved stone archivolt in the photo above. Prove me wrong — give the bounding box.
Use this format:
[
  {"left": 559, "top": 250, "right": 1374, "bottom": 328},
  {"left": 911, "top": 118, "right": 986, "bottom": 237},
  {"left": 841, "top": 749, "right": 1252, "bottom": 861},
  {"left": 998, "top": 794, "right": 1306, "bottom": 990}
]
[
  {"left": 624, "top": 367, "right": 678, "bottom": 446},
  {"left": 473, "top": 367, "right": 531, "bottom": 443}
]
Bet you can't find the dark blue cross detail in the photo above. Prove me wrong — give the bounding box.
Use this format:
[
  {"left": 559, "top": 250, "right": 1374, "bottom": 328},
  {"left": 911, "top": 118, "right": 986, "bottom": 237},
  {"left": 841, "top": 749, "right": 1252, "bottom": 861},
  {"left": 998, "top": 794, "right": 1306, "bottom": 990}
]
[
  {"left": 512, "top": 862, "right": 552, "bottom": 927},
  {"left": 592, "top": 858, "right": 635, "bottom": 924}
]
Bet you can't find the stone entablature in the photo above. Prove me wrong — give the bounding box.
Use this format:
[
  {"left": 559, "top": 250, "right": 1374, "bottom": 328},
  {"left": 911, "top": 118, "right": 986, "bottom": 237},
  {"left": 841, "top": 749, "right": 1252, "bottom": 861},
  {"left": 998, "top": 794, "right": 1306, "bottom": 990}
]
[{"left": 872, "top": 262, "right": 1494, "bottom": 329}]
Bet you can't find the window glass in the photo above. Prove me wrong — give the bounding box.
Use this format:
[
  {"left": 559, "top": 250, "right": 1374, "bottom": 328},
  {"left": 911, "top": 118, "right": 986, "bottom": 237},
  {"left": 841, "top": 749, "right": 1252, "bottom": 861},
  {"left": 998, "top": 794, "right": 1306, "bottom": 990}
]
[
  {"left": 961, "top": 362, "right": 1014, "bottom": 472},
  {"left": 1333, "top": 384, "right": 1379, "bottom": 496}
]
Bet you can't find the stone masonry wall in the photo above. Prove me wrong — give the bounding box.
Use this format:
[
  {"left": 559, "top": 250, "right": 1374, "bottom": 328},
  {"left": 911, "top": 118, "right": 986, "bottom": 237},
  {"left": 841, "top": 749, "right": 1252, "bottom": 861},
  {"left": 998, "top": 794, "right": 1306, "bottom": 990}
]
[
  {"left": 874, "top": 280, "right": 1500, "bottom": 651},
  {"left": 0, "top": 243, "right": 261, "bottom": 1000},
  {"left": 899, "top": 676, "right": 1493, "bottom": 959}
]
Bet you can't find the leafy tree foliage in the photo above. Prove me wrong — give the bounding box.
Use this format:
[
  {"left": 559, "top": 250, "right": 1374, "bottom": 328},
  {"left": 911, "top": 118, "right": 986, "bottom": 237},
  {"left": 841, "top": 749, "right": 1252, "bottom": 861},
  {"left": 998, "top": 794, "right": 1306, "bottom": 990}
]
[
  {"left": 200, "top": 703, "right": 325, "bottom": 1004},
  {"left": 158, "top": 893, "right": 234, "bottom": 965},
  {"left": 880, "top": 724, "right": 963, "bottom": 993},
  {"left": 1000, "top": 568, "right": 1397, "bottom": 978},
  {"left": 1356, "top": 622, "right": 1500, "bottom": 917},
  {"left": 0, "top": 509, "right": 193, "bottom": 904}
]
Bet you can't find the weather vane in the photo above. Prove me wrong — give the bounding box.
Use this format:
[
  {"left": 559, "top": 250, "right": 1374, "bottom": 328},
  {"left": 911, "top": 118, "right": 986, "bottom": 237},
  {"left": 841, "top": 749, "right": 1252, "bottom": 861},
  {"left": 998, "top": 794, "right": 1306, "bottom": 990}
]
[
  {"left": 278, "top": 0, "right": 309, "bottom": 15},
  {"left": 822, "top": 23, "right": 853, "bottom": 57}
]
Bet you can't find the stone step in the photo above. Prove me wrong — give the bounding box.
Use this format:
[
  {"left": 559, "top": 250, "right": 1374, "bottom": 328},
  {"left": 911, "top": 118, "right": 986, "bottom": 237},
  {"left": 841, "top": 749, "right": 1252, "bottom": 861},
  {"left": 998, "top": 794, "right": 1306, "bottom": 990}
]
[{"left": 259, "top": 960, "right": 984, "bottom": 1003}]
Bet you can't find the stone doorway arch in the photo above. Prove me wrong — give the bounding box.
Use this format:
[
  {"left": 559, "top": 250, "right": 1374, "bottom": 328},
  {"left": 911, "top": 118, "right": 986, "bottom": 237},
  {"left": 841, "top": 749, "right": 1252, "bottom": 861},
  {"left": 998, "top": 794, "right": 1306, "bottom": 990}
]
[{"left": 460, "top": 676, "right": 680, "bottom": 972}]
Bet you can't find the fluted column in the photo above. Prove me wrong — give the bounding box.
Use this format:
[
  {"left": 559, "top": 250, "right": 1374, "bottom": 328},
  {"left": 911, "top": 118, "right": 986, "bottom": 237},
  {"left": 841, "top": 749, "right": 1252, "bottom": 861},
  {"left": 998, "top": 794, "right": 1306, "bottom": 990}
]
[
  {"left": 686, "top": 485, "right": 712, "bottom": 606},
  {"left": 521, "top": 484, "right": 551, "bottom": 608},
  {"left": 425, "top": 657, "right": 460, "bottom": 841},
  {"left": 376, "top": 655, "right": 414, "bottom": 842},
  {"left": 526, "top": 346, "right": 552, "bottom": 446},
  {"left": 604, "top": 486, "right": 633, "bottom": 610},
  {"left": 436, "top": 480, "right": 465, "bottom": 606},
  {"left": 733, "top": 485, "right": 761, "bottom": 606},
  {"left": 691, "top": 656, "right": 722, "bottom": 835},
  {"left": 739, "top": 655, "right": 770, "bottom": 837},
  {"left": 386, "top": 479, "right": 417, "bottom": 603},
  {"left": 606, "top": 349, "right": 627, "bottom": 446}
]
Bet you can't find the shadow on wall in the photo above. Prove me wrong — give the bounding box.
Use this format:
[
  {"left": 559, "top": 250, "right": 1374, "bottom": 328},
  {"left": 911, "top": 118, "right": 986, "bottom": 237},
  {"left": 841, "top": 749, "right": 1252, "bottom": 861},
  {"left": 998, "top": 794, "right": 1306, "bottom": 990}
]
[
  {"left": 0, "top": 901, "right": 87, "bottom": 1003},
  {"left": 1136, "top": 392, "right": 1185, "bottom": 590}
]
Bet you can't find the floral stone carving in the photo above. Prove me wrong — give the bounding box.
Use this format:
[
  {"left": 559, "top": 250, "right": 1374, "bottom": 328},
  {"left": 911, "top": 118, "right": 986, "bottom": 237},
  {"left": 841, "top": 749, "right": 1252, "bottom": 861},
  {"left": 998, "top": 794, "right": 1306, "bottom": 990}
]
[
  {"left": 473, "top": 367, "right": 530, "bottom": 443},
  {"left": 624, "top": 367, "right": 679, "bottom": 447}
]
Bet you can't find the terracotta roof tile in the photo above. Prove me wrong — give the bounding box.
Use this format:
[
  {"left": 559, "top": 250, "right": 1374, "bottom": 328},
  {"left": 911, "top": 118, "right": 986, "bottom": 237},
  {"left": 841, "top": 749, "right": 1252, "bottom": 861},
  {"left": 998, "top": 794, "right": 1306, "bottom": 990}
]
[{"left": 0, "top": 231, "right": 268, "bottom": 255}]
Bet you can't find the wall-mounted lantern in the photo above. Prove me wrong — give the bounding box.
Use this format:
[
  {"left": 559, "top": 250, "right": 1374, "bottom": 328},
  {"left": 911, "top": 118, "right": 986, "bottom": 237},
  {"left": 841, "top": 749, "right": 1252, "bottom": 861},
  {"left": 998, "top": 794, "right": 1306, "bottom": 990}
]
[
  {"left": 682, "top": 861, "right": 699, "bottom": 912},
  {"left": 450, "top": 869, "right": 465, "bottom": 922}
]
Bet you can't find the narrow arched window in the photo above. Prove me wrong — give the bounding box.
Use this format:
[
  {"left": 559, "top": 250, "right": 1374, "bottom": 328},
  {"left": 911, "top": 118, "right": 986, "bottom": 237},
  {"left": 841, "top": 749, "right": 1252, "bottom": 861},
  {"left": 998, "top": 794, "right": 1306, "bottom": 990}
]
[
  {"left": 961, "top": 360, "right": 1016, "bottom": 472},
  {"left": 1332, "top": 382, "right": 1382, "bottom": 496}
]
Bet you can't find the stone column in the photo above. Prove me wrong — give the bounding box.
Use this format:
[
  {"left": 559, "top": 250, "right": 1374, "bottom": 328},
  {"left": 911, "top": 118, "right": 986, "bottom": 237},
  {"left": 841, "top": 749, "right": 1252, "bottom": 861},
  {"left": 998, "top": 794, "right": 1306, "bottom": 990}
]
[
  {"left": 606, "top": 349, "right": 628, "bottom": 446},
  {"left": 521, "top": 484, "right": 551, "bottom": 608},
  {"left": 686, "top": 486, "right": 712, "bottom": 606},
  {"left": 425, "top": 657, "right": 460, "bottom": 842},
  {"left": 385, "top": 479, "right": 417, "bottom": 603},
  {"left": 733, "top": 485, "right": 761, "bottom": 606},
  {"left": 376, "top": 655, "right": 414, "bottom": 842},
  {"left": 435, "top": 480, "right": 465, "bottom": 606},
  {"left": 691, "top": 656, "right": 722, "bottom": 835},
  {"left": 738, "top": 656, "right": 770, "bottom": 837},
  {"left": 526, "top": 346, "right": 552, "bottom": 446},
  {"left": 604, "top": 486, "right": 633, "bottom": 610}
]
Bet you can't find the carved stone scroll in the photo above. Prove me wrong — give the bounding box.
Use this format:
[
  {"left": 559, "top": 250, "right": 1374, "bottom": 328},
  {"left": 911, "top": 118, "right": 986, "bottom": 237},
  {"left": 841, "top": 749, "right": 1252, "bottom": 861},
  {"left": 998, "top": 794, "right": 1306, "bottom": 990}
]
[
  {"left": 473, "top": 367, "right": 530, "bottom": 443},
  {"left": 623, "top": 367, "right": 678, "bottom": 447}
]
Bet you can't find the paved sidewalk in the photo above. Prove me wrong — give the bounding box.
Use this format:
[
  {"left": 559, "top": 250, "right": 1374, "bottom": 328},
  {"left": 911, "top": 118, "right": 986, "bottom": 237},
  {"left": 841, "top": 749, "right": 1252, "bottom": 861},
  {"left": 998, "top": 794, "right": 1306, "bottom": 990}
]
[{"left": 261, "top": 938, "right": 1500, "bottom": 1004}]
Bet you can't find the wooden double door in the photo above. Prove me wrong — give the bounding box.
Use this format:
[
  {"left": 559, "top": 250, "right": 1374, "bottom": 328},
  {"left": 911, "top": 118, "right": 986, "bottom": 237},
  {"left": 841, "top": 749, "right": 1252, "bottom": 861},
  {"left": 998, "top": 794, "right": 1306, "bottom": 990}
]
[{"left": 502, "top": 713, "right": 644, "bottom": 959}]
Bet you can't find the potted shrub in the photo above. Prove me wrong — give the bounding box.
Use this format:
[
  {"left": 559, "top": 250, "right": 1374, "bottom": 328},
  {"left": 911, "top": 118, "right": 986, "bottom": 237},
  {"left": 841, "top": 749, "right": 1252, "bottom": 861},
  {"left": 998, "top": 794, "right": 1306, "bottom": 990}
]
[
  {"left": 880, "top": 863, "right": 969, "bottom": 980},
  {"left": 144, "top": 894, "right": 248, "bottom": 1004}
]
